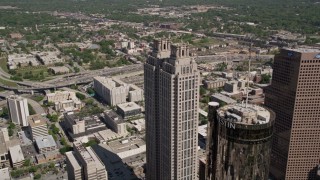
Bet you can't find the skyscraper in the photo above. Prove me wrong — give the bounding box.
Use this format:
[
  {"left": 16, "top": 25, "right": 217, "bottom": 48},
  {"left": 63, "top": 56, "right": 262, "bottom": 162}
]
[
  {"left": 7, "top": 95, "right": 29, "bottom": 127},
  {"left": 145, "top": 39, "right": 200, "bottom": 179},
  {"left": 265, "top": 48, "right": 320, "bottom": 179},
  {"left": 205, "top": 102, "right": 275, "bottom": 180}
]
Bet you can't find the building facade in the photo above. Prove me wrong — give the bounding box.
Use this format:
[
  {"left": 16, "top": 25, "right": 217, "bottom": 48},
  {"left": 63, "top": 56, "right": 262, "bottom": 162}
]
[
  {"left": 34, "top": 135, "right": 57, "bottom": 154},
  {"left": 93, "top": 77, "right": 143, "bottom": 106},
  {"left": 9, "top": 145, "right": 25, "bottom": 168},
  {"left": 265, "top": 48, "right": 320, "bottom": 179},
  {"left": 28, "top": 114, "right": 48, "bottom": 140},
  {"left": 103, "top": 111, "right": 127, "bottom": 136},
  {"left": 205, "top": 102, "right": 275, "bottom": 180},
  {"left": 46, "top": 91, "right": 83, "bottom": 112},
  {"left": 93, "top": 77, "right": 129, "bottom": 106},
  {"left": 66, "top": 151, "right": 83, "bottom": 180},
  {"left": 7, "top": 95, "right": 29, "bottom": 127},
  {"left": 145, "top": 39, "right": 200, "bottom": 179},
  {"left": 67, "top": 142, "right": 108, "bottom": 180}
]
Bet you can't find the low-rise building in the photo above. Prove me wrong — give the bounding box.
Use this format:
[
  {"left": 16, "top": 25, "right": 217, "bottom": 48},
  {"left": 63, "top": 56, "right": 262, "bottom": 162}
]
[
  {"left": 0, "top": 128, "right": 19, "bottom": 169},
  {"left": 131, "top": 119, "right": 145, "bottom": 132},
  {"left": 7, "top": 53, "right": 39, "bottom": 70},
  {"left": 64, "top": 112, "right": 107, "bottom": 139},
  {"left": 34, "top": 135, "right": 57, "bottom": 154},
  {"left": 48, "top": 66, "right": 70, "bottom": 74},
  {"left": 211, "top": 93, "right": 237, "bottom": 105},
  {"left": 116, "top": 102, "right": 141, "bottom": 118},
  {"left": 224, "top": 81, "right": 238, "bottom": 93},
  {"left": 35, "top": 151, "right": 61, "bottom": 164},
  {"left": 103, "top": 111, "right": 127, "bottom": 136},
  {"left": 46, "top": 91, "right": 83, "bottom": 112},
  {"left": 28, "top": 114, "right": 48, "bottom": 140},
  {"left": 202, "top": 78, "right": 228, "bottom": 89},
  {"left": 9, "top": 145, "right": 25, "bottom": 168},
  {"left": 35, "top": 51, "right": 64, "bottom": 65},
  {"left": 0, "top": 168, "right": 10, "bottom": 180},
  {"left": 102, "top": 137, "right": 146, "bottom": 160}
]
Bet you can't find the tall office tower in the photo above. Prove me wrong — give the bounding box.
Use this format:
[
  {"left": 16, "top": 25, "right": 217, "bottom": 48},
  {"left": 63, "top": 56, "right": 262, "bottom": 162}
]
[
  {"left": 7, "top": 95, "right": 29, "bottom": 127},
  {"left": 265, "top": 48, "right": 320, "bottom": 179},
  {"left": 66, "top": 142, "right": 108, "bottom": 180},
  {"left": 205, "top": 102, "right": 275, "bottom": 180},
  {"left": 145, "top": 39, "right": 200, "bottom": 179}
]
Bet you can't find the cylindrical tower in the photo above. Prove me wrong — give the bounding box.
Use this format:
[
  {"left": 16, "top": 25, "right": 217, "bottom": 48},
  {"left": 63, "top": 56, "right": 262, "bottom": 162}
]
[{"left": 206, "top": 103, "right": 275, "bottom": 180}]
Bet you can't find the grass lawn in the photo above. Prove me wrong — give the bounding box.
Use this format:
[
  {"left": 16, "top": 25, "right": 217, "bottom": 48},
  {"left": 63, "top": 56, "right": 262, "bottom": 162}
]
[
  {"left": 15, "top": 66, "right": 51, "bottom": 81},
  {"left": 0, "top": 77, "right": 18, "bottom": 87},
  {"left": 0, "top": 58, "right": 9, "bottom": 73},
  {"left": 16, "top": 66, "right": 49, "bottom": 75},
  {"left": 192, "top": 37, "right": 223, "bottom": 47}
]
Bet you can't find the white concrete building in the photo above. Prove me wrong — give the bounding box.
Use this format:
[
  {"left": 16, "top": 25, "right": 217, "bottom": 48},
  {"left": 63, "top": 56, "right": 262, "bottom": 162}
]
[
  {"left": 128, "top": 84, "right": 144, "bottom": 102},
  {"left": 93, "top": 77, "right": 129, "bottom": 106},
  {"left": 66, "top": 151, "right": 83, "bottom": 180},
  {"left": 35, "top": 135, "right": 57, "bottom": 154},
  {"left": 46, "top": 91, "right": 83, "bottom": 112},
  {"left": 103, "top": 111, "right": 127, "bottom": 136},
  {"left": 66, "top": 142, "right": 108, "bottom": 180},
  {"left": 7, "top": 95, "right": 29, "bottom": 127},
  {"left": 7, "top": 53, "right": 39, "bottom": 70},
  {"left": 28, "top": 114, "right": 48, "bottom": 140},
  {"left": 9, "top": 145, "right": 25, "bottom": 168}
]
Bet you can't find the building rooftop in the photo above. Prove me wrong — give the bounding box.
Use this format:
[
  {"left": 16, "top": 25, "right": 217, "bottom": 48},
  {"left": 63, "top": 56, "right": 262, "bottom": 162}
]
[
  {"left": 0, "top": 168, "right": 10, "bottom": 180},
  {"left": 28, "top": 114, "right": 47, "bottom": 127},
  {"left": 94, "top": 76, "right": 128, "bottom": 89},
  {"left": 283, "top": 47, "right": 320, "bottom": 53},
  {"left": 35, "top": 135, "right": 57, "bottom": 149},
  {"left": 65, "top": 151, "right": 81, "bottom": 170},
  {"left": 9, "top": 145, "right": 25, "bottom": 164},
  {"left": 73, "top": 142, "right": 104, "bottom": 168},
  {"left": 211, "top": 93, "right": 237, "bottom": 104},
  {"left": 217, "top": 103, "right": 271, "bottom": 125},
  {"left": 106, "top": 137, "right": 145, "bottom": 154},
  {"left": 117, "top": 102, "right": 141, "bottom": 112},
  {"left": 198, "top": 124, "right": 207, "bottom": 138},
  {"left": 104, "top": 110, "right": 125, "bottom": 124}
]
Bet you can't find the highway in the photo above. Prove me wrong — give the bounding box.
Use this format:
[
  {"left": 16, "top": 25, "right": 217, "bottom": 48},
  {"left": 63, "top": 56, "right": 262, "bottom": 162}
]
[
  {"left": 0, "top": 64, "right": 143, "bottom": 91},
  {"left": 0, "top": 54, "right": 274, "bottom": 91}
]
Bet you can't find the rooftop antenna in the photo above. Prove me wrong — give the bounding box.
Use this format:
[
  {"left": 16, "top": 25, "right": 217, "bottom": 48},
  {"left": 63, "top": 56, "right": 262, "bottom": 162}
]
[{"left": 245, "top": 43, "right": 252, "bottom": 108}]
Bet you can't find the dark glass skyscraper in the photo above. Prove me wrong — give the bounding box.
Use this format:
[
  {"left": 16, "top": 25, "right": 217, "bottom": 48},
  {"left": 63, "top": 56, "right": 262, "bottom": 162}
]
[{"left": 265, "top": 48, "right": 320, "bottom": 179}]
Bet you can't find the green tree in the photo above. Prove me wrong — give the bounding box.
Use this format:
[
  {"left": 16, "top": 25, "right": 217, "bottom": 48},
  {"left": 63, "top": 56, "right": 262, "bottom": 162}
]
[
  {"left": 23, "top": 159, "right": 31, "bottom": 167},
  {"left": 86, "top": 87, "right": 95, "bottom": 95},
  {"left": 0, "top": 107, "right": 9, "bottom": 118},
  {"left": 260, "top": 74, "right": 271, "bottom": 84},
  {"left": 74, "top": 67, "right": 80, "bottom": 73},
  {"left": 34, "top": 174, "right": 41, "bottom": 179},
  {"left": 200, "top": 86, "right": 206, "bottom": 96},
  {"left": 76, "top": 92, "right": 86, "bottom": 100},
  {"left": 28, "top": 104, "right": 36, "bottom": 115},
  {"left": 47, "top": 114, "right": 58, "bottom": 122}
]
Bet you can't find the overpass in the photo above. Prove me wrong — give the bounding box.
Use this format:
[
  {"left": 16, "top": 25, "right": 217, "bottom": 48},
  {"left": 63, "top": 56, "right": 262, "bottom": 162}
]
[{"left": 0, "top": 64, "right": 144, "bottom": 91}]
